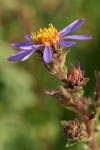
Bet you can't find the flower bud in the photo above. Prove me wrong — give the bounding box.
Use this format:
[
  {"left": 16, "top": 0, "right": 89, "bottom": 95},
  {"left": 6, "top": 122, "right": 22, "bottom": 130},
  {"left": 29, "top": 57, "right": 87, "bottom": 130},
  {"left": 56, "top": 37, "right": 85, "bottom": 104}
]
[
  {"left": 62, "top": 62, "right": 89, "bottom": 90},
  {"left": 67, "top": 62, "right": 83, "bottom": 85},
  {"left": 61, "top": 119, "right": 83, "bottom": 140}
]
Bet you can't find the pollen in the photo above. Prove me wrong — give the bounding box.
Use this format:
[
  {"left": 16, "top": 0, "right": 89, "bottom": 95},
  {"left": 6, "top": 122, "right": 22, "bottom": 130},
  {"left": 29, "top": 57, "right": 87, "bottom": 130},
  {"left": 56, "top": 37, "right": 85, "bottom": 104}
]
[{"left": 31, "top": 24, "right": 58, "bottom": 46}]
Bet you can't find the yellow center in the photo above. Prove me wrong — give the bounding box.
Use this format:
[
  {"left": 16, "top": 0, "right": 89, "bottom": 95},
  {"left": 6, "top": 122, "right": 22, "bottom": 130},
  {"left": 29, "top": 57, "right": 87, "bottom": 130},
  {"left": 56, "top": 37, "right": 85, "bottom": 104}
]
[
  {"left": 69, "top": 69, "right": 80, "bottom": 81},
  {"left": 31, "top": 24, "right": 58, "bottom": 46}
]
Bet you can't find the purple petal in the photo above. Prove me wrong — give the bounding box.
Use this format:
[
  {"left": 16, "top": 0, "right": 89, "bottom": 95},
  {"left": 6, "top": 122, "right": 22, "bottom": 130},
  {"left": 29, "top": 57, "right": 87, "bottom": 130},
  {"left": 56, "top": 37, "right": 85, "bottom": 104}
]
[
  {"left": 69, "top": 18, "right": 84, "bottom": 33},
  {"left": 11, "top": 41, "right": 33, "bottom": 48},
  {"left": 7, "top": 50, "right": 32, "bottom": 61},
  {"left": 25, "top": 34, "right": 32, "bottom": 41},
  {"left": 58, "top": 41, "right": 76, "bottom": 47},
  {"left": 21, "top": 50, "right": 36, "bottom": 61},
  {"left": 19, "top": 45, "right": 43, "bottom": 50},
  {"left": 58, "top": 18, "right": 84, "bottom": 36},
  {"left": 43, "top": 46, "right": 52, "bottom": 63},
  {"left": 63, "top": 35, "right": 93, "bottom": 40},
  {"left": 58, "top": 27, "right": 71, "bottom": 36}
]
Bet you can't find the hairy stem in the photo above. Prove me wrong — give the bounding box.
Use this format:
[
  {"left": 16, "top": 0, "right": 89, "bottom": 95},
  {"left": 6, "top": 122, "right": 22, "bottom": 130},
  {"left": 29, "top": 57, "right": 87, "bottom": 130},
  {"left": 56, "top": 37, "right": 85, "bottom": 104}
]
[
  {"left": 75, "top": 99, "right": 99, "bottom": 150},
  {"left": 54, "top": 66, "right": 67, "bottom": 80},
  {"left": 86, "top": 120, "right": 98, "bottom": 150}
]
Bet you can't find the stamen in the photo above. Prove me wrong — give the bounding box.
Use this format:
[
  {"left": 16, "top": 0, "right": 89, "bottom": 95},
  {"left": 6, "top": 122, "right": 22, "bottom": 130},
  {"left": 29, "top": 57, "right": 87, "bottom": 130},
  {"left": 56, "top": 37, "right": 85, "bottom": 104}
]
[{"left": 31, "top": 24, "right": 58, "bottom": 46}]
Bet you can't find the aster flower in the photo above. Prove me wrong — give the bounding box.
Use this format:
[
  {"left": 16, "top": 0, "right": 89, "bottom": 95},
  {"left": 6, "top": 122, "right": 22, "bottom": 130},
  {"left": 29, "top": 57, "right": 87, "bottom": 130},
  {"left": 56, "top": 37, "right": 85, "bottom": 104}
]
[{"left": 7, "top": 18, "right": 92, "bottom": 63}]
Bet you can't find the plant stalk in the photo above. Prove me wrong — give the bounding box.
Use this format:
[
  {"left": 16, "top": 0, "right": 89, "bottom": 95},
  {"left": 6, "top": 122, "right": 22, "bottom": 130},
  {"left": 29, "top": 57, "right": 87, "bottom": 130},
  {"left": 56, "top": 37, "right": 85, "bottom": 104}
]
[{"left": 75, "top": 99, "right": 99, "bottom": 150}]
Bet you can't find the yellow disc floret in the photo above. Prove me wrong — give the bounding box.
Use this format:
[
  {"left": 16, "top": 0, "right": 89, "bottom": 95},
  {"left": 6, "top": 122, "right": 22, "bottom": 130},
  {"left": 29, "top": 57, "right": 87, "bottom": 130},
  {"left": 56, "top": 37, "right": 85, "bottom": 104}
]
[
  {"left": 69, "top": 69, "right": 80, "bottom": 81},
  {"left": 74, "top": 69, "right": 80, "bottom": 80},
  {"left": 31, "top": 24, "right": 58, "bottom": 46}
]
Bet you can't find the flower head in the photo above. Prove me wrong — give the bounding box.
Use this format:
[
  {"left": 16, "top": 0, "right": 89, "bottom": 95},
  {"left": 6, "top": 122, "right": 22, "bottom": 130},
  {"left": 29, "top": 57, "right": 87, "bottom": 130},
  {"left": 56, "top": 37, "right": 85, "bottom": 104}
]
[
  {"left": 7, "top": 19, "right": 92, "bottom": 63},
  {"left": 61, "top": 119, "right": 83, "bottom": 140}
]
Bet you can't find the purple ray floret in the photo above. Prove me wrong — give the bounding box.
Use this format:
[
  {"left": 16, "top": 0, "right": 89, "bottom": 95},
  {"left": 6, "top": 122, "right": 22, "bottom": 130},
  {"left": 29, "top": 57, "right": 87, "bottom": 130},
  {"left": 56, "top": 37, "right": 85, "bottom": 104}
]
[
  {"left": 63, "top": 35, "right": 92, "bottom": 40},
  {"left": 7, "top": 50, "right": 33, "bottom": 61},
  {"left": 8, "top": 18, "right": 92, "bottom": 63},
  {"left": 58, "top": 18, "right": 85, "bottom": 36},
  {"left": 43, "top": 46, "right": 52, "bottom": 63},
  {"left": 57, "top": 41, "right": 77, "bottom": 47},
  {"left": 57, "top": 18, "right": 92, "bottom": 48},
  {"left": 25, "top": 34, "right": 32, "bottom": 41},
  {"left": 11, "top": 41, "right": 33, "bottom": 48}
]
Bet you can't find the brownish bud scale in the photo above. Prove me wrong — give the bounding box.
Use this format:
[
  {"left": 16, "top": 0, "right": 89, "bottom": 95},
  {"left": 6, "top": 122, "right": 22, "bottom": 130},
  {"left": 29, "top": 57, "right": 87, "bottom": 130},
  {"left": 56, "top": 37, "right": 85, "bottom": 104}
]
[{"left": 61, "top": 119, "right": 84, "bottom": 140}]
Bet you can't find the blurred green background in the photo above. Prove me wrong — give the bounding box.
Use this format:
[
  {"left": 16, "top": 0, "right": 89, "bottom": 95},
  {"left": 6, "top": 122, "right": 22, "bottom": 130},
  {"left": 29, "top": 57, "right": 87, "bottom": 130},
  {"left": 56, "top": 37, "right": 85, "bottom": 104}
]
[{"left": 0, "top": 0, "right": 100, "bottom": 150}]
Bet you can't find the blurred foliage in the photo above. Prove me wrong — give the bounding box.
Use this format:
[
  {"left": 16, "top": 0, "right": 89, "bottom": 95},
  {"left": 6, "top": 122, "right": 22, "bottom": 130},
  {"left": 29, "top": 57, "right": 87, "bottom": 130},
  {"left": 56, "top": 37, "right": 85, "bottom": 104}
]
[{"left": 0, "top": 0, "right": 100, "bottom": 150}]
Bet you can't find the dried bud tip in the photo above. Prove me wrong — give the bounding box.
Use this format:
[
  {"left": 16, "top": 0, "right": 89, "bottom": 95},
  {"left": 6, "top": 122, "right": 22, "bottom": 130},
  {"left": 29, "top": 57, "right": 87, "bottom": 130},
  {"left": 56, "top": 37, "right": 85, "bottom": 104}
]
[{"left": 61, "top": 119, "right": 83, "bottom": 140}]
